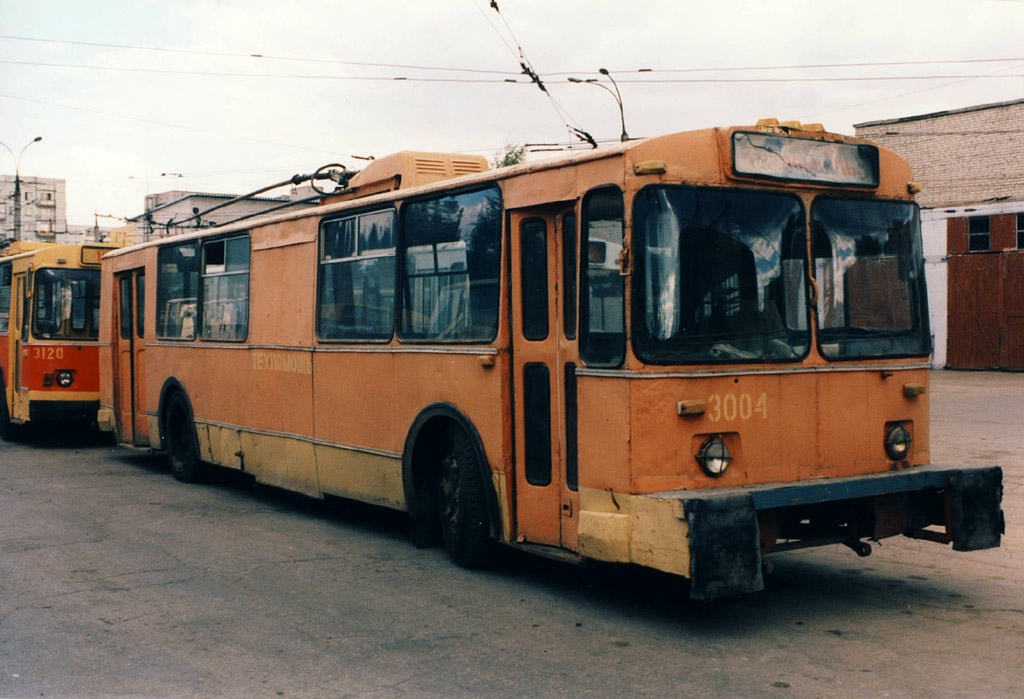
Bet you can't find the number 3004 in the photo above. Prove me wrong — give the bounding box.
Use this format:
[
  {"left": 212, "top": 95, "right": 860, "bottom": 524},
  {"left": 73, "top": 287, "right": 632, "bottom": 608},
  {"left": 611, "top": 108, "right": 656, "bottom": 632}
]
[{"left": 706, "top": 392, "right": 768, "bottom": 422}]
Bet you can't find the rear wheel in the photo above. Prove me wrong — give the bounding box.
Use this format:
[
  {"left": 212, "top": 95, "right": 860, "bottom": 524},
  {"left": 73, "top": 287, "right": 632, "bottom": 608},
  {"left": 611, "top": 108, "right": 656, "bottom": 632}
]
[
  {"left": 437, "top": 427, "right": 491, "bottom": 568},
  {"left": 164, "top": 392, "right": 204, "bottom": 482}
]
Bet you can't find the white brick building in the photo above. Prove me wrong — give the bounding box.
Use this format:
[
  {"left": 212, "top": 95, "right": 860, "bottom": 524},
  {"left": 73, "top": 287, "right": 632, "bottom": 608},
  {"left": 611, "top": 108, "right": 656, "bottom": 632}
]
[
  {"left": 855, "top": 98, "right": 1024, "bottom": 209},
  {"left": 856, "top": 99, "right": 1024, "bottom": 370}
]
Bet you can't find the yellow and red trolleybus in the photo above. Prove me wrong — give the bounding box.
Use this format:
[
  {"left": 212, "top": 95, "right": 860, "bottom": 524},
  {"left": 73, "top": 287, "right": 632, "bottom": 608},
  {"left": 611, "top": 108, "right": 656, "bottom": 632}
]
[
  {"left": 98, "top": 124, "right": 1003, "bottom": 598},
  {"left": 1, "top": 240, "right": 119, "bottom": 439}
]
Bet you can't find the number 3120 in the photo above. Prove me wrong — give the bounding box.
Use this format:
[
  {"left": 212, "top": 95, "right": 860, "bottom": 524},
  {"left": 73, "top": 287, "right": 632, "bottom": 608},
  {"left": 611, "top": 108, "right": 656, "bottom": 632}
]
[{"left": 31, "top": 347, "right": 65, "bottom": 360}]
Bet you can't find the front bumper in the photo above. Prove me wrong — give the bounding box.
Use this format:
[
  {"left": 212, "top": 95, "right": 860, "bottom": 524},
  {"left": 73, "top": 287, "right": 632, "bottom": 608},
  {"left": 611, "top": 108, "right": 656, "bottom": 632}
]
[
  {"left": 28, "top": 399, "right": 100, "bottom": 424},
  {"left": 578, "top": 465, "right": 1004, "bottom": 600}
]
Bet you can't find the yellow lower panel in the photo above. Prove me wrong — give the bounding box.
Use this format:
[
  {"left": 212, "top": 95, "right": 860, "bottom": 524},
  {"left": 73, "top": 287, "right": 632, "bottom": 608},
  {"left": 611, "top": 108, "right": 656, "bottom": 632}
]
[
  {"left": 315, "top": 444, "right": 405, "bottom": 510},
  {"left": 26, "top": 390, "right": 99, "bottom": 402},
  {"left": 492, "top": 472, "right": 512, "bottom": 542},
  {"left": 239, "top": 431, "right": 319, "bottom": 498},
  {"left": 97, "top": 405, "right": 116, "bottom": 432},
  {"left": 200, "top": 423, "right": 242, "bottom": 469},
  {"left": 577, "top": 487, "right": 691, "bottom": 577}
]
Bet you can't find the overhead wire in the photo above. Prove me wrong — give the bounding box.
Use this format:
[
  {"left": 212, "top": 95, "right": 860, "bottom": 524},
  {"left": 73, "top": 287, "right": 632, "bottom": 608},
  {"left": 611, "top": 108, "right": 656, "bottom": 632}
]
[
  {"left": 0, "top": 91, "right": 364, "bottom": 158},
  {"left": 803, "top": 58, "right": 1024, "bottom": 121},
  {"left": 0, "top": 58, "right": 527, "bottom": 82},
  {"left": 6, "top": 33, "right": 1024, "bottom": 77},
  {"left": 0, "top": 33, "right": 519, "bottom": 76},
  {"left": 477, "top": 0, "right": 596, "bottom": 148},
  {"left": 5, "top": 58, "right": 1024, "bottom": 84}
]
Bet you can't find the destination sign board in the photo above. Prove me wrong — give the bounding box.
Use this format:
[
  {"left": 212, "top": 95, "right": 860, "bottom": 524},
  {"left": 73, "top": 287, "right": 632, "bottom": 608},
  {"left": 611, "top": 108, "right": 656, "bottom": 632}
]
[{"left": 732, "top": 131, "right": 879, "bottom": 187}]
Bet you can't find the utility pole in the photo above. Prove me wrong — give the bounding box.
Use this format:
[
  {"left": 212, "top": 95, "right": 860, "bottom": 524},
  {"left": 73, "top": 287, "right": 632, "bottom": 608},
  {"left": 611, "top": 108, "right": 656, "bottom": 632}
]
[{"left": 1, "top": 136, "right": 43, "bottom": 241}]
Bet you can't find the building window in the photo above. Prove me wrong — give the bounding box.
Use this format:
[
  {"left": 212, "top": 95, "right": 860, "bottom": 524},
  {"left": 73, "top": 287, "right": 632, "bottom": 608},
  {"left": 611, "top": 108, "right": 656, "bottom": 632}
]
[
  {"left": 1017, "top": 214, "right": 1024, "bottom": 249},
  {"left": 968, "top": 216, "right": 990, "bottom": 252}
]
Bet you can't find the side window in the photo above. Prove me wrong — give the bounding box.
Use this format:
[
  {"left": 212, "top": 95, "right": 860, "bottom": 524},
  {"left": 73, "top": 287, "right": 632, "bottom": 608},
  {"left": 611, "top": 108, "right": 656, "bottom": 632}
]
[
  {"left": 318, "top": 209, "right": 396, "bottom": 341},
  {"left": 136, "top": 273, "right": 145, "bottom": 338},
  {"left": 400, "top": 187, "right": 502, "bottom": 341},
  {"left": 520, "top": 218, "right": 548, "bottom": 341},
  {"left": 201, "top": 235, "right": 250, "bottom": 342},
  {"left": 119, "top": 277, "right": 132, "bottom": 340},
  {"left": 0, "top": 264, "right": 10, "bottom": 333},
  {"left": 580, "top": 188, "right": 625, "bottom": 367},
  {"left": 69, "top": 279, "right": 87, "bottom": 333},
  {"left": 562, "top": 213, "right": 577, "bottom": 340},
  {"left": 157, "top": 242, "right": 200, "bottom": 340}
]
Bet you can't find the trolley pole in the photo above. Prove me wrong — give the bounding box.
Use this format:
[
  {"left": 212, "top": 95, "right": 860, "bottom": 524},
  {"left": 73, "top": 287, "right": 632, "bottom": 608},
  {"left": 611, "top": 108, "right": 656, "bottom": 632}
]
[{"left": 567, "top": 70, "right": 629, "bottom": 142}]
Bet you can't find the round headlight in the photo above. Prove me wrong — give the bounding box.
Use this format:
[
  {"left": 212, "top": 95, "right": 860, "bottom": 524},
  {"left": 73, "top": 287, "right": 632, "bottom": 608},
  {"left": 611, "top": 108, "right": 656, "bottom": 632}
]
[
  {"left": 55, "top": 370, "right": 74, "bottom": 388},
  {"left": 697, "top": 436, "right": 731, "bottom": 477},
  {"left": 885, "top": 423, "right": 912, "bottom": 461}
]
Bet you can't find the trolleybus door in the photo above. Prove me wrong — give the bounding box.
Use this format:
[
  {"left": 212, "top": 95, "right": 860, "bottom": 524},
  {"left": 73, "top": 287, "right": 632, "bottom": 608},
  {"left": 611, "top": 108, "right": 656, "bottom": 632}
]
[
  {"left": 11, "top": 272, "right": 27, "bottom": 420},
  {"left": 115, "top": 269, "right": 147, "bottom": 445},
  {"left": 510, "top": 207, "right": 580, "bottom": 549}
]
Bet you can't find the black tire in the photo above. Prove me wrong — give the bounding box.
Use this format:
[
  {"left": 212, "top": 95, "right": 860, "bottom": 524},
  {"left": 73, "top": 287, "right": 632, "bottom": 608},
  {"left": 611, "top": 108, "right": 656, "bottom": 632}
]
[
  {"left": 0, "top": 382, "right": 24, "bottom": 442},
  {"left": 164, "top": 392, "right": 204, "bottom": 483},
  {"left": 437, "top": 426, "right": 492, "bottom": 568}
]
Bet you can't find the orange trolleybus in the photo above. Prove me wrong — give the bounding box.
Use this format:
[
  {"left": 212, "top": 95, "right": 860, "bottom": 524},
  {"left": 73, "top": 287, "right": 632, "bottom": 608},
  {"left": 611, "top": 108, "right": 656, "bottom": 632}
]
[
  {"left": 1, "top": 240, "right": 119, "bottom": 439},
  {"left": 98, "top": 122, "right": 1003, "bottom": 599}
]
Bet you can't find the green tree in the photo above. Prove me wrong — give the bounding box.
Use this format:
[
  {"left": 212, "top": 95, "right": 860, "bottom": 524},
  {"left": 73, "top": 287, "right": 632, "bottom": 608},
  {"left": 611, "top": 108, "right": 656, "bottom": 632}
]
[{"left": 492, "top": 141, "right": 526, "bottom": 168}]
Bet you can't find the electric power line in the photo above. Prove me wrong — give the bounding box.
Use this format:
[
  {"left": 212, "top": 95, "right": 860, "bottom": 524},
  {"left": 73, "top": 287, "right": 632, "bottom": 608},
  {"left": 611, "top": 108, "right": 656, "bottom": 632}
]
[
  {"left": 0, "top": 91, "right": 361, "bottom": 158},
  {"left": 866, "top": 130, "right": 1024, "bottom": 136},
  {"left": 0, "top": 33, "right": 518, "bottom": 77},
  {"left": 6, "top": 32, "right": 1024, "bottom": 77},
  {"left": 0, "top": 59, "right": 527, "bottom": 83},
  {"left": 477, "top": 1, "right": 595, "bottom": 148},
  {"left": 7, "top": 58, "right": 1024, "bottom": 84}
]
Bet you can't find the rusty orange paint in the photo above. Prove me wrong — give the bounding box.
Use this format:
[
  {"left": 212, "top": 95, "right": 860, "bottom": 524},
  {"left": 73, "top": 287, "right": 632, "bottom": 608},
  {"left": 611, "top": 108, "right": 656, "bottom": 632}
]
[{"left": 98, "top": 128, "right": 944, "bottom": 579}]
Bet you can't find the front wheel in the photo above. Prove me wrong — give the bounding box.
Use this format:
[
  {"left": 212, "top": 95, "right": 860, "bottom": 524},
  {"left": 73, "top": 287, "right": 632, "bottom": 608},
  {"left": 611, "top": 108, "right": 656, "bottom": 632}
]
[
  {"left": 164, "top": 393, "right": 204, "bottom": 483},
  {"left": 437, "top": 427, "right": 491, "bottom": 568}
]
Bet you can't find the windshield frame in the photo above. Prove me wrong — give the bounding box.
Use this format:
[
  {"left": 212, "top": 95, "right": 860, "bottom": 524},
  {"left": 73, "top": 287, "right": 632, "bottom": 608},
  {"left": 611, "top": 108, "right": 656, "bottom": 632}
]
[
  {"left": 630, "top": 184, "right": 813, "bottom": 366},
  {"left": 31, "top": 267, "right": 102, "bottom": 341},
  {"left": 810, "top": 195, "right": 932, "bottom": 361}
]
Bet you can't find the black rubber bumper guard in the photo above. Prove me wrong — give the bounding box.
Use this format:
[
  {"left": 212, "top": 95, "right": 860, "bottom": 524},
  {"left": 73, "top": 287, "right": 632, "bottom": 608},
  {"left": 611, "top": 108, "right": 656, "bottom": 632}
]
[
  {"left": 28, "top": 399, "right": 100, "bottom": 424},
  {"left": 649, "top": 465, "right": 1005, "bottom": 600}
]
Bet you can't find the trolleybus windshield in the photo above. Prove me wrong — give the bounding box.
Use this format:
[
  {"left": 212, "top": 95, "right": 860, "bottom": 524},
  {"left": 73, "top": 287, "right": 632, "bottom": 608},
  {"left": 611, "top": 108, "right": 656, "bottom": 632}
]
[
  {"left": 32, "top": 268, "right": 102, "bottom": 340},
  {"left": 811, "top": 198, "right": 931, "bottom": 359},
  {"left": 632, "top": 186, "right": 809, "bottom": 363}
]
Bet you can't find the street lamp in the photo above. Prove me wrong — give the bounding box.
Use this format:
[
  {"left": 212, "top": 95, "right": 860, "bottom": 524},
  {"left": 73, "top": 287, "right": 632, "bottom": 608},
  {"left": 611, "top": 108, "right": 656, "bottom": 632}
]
[
  {"left": 568, "top": 68, "right": 629, "bottom": 142},
  {"left": 0, "top": 136, "right": 43, "bottom": 241}
]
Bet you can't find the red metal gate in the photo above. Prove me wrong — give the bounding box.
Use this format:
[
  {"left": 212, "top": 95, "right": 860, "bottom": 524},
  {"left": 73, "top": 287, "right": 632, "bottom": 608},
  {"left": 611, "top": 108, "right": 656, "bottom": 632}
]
[{"left": 947, "top": 251, "right": 1024, "bottom": 370}]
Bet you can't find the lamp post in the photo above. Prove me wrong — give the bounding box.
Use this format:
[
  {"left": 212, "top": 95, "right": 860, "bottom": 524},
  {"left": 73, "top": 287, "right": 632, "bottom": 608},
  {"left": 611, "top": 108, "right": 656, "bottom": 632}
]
[
  {"left": 0, "top": 136, "right": 43, "bottom": 241},
  {"left": 568, "top": 68, "right": 629, "bottom": 142}
]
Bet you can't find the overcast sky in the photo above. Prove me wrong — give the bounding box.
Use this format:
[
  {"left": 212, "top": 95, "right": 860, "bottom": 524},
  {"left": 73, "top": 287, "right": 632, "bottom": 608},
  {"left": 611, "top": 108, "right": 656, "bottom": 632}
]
[{"left": 2, "top": 0, "right": 1024, "bottom": 225}]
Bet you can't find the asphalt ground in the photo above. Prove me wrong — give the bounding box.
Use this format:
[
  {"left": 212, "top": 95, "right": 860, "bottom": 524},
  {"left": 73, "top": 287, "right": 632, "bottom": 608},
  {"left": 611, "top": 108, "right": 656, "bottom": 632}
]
[{"left": 0, "top": 369, "right": 1021, "bottom": 698}]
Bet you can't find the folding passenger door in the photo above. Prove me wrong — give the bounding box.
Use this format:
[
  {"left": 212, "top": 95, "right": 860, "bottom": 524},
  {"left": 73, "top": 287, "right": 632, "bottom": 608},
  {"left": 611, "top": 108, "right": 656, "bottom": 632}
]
[
  {"left": 10, "top": 273, "right": 27, "bottom": 420},
  {"left": 114, "top": 269, "right": 147, "bottom": 445},
  {"left": 509, "top": 206, "right": 580, "bottom": 550}
]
